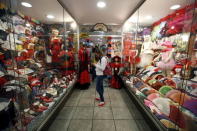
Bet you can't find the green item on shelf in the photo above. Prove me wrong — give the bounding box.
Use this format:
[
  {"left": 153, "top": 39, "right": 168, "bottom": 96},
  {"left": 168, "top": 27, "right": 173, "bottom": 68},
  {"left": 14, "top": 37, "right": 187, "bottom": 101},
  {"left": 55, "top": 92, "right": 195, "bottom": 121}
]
[
  {"left": 159, "top": 86, "right": 173, "bottom": 95},
  {"left": 148, "top": 79, "right": 157, "bottom": 85}
]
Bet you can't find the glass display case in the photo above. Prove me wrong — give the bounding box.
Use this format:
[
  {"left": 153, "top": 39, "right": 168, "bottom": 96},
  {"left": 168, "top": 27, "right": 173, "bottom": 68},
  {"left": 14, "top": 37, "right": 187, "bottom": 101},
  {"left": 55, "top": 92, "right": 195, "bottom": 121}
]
[
  {"left": 121, "top": 0, "right": 197, "bottom": 130},
  {"left": 0, "top": 0, "right": 79, "bottom": 130},
  {"left": 122, "top": 11, "right": 140, "bottom": 74}
]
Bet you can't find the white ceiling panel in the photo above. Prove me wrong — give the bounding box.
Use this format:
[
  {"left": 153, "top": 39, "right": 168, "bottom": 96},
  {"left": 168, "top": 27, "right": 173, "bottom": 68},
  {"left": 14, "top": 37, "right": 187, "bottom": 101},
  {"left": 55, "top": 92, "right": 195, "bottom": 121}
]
[
  {"left": 59, "top": 0, "right": 143, "bottom": 25},
  {"left": 16, "top": 0, "right": 195, "bottom": 26},
  {"left": 17, "top": 0, "right": 74, "bottom": 24}
]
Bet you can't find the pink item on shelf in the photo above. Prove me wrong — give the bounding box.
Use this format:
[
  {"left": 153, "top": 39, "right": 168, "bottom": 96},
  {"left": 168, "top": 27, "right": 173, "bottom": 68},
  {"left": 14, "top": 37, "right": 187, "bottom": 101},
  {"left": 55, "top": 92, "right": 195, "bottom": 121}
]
[
  {"left": 157, "top": 51, "right": 176, "bottom": 70},
  {"left": 160, "top": 41, "right": 174, "bottom": 47},
  {"left": 144, "top": 99, "right": 153, "bottom": 107},
  {"left": 147, "top": 93, "right": 160, "bottom": 101},
  {"left": 144, "top": 99, "right": 162, "bottom": 115},
  {"left": 152, "top": 97, "right": 171, "bottom": 116},
  {"left": 165, "top": 89, "right": 180, "bottom": 98}
]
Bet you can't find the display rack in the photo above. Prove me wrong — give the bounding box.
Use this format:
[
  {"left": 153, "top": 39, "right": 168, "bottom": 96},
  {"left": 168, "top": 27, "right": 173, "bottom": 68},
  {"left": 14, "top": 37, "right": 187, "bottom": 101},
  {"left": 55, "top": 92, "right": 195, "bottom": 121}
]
[
  {"left": 120, "top": 76, "right": 167, "bottom": 131},
  {"left": 31, "top": 78, "right": 77, "bottom": 131}
]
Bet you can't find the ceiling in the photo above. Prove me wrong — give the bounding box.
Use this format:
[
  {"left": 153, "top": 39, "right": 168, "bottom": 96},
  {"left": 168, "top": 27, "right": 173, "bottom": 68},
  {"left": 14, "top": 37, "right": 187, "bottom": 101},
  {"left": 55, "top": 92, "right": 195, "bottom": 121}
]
[
  {"left": 17, "top": 0, "right": 74, "bottom": 24},
  {"left": 16, "top": 0, "right": 195, "bottom": 26},
  {"left": 128, "top": 0, "right": 195, "bottom": 26},
  {"left": 58, "top": 0, "right": 143, "bottom": 25}
]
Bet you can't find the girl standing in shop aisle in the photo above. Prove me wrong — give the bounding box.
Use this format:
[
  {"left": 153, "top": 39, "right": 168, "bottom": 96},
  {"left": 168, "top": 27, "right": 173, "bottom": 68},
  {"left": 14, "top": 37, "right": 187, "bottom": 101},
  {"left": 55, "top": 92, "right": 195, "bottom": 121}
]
[{"left": 93, "top": 47, "right": 108, "bottom": 106}]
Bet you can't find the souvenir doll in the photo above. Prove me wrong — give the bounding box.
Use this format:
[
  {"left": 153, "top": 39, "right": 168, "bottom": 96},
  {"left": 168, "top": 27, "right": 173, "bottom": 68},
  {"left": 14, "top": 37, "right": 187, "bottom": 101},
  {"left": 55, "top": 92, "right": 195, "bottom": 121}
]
[
  {"left": 110, "top": 56, "right": 123, "bottom": 89},
  {"left": 171, "top": 65, "right": 183, "bottom": 88},
  {"left": 123, "top": 34, "right": 139, "bottom": 73},
  {"left": 49, "top": 29, "right": 62, "bottom": 68},
  {"left": 155, "top": 41, "right": 176, "bottom": 76},
  {"left": 78, "top": 43, "right": 90, "bottom": 90},
  {"left": 138, "top": 36, "right": 155, "bottom": 68},
  {"left": 129, "top": 49, "right": 139, "bottom": 74},
  {"left": 58, "top": 44, "right": 75, "bottom": 76}
]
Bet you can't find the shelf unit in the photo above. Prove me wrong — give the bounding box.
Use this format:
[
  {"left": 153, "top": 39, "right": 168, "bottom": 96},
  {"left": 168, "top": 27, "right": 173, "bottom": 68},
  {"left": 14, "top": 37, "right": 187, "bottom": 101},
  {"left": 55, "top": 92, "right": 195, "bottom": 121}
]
[{"left": 120, "top": 76, "right": 167, "bottom": 131}]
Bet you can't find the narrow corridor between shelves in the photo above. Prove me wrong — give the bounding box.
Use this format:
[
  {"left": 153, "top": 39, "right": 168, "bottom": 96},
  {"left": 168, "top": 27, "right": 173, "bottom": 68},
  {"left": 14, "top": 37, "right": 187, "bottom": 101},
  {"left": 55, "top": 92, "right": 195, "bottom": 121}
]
[{"left": 47, "top": 82, "right": 152, "bottom": 131}]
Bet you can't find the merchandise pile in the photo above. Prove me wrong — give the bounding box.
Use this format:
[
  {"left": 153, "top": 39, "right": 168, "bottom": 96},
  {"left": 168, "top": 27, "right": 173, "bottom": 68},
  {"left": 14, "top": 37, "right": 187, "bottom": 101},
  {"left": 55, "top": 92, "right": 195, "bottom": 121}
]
[{"left": 123, "top": 65, "right": 196, "bottom": 130}]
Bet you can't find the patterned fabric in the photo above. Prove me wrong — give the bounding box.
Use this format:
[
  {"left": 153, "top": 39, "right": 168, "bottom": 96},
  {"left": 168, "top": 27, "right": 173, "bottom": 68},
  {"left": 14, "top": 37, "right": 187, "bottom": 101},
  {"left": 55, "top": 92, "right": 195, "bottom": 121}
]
[{"left": 78, "top": 47, "right": 90, "bottom": 85}]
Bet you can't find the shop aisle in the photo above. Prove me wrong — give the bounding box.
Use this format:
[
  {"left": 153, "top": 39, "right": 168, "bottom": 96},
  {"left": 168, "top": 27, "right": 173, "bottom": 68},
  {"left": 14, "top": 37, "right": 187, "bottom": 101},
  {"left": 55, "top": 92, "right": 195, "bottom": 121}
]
[{"left": 47, "top": 82, "right": 152, "bottom": 131}]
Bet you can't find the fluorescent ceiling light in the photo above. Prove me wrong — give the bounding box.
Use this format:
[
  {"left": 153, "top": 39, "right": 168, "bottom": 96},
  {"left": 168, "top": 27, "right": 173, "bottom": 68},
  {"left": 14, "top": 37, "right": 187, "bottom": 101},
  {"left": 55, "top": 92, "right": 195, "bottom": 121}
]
[
  {"left": 47, "top": 15, "right": 55, "bottom": 19},
  {"left": 170, "top": 5, "right": 181, "bottom": 10},
  {"left": 97, "top": 1, "right": 106, "bottom": 8},
  {"left": 145, "top": 15, "right": 152, "bottom": 20},
  {"left": 21, "top": 2, "right": 32, "bottom": 7}
]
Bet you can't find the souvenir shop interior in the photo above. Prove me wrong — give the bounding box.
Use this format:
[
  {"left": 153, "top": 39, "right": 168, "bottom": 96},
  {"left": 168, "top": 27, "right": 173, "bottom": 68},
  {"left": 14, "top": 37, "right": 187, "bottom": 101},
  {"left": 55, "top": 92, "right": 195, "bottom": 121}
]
[{"left": 0, "top": 0, "right": 196, "bottom": 131}]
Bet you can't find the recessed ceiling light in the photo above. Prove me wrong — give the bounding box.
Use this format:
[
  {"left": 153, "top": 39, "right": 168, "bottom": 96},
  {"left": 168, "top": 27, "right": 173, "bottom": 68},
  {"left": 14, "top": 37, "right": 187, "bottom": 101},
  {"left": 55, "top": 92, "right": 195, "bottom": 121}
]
[
  {"left": 171, "top": 26, "right": 175, "bottom": 29},
  {"left": 21, "top": 2, "right": 32, "bottom": 7},
  {"left": 145, "top": 15, "right": 152, "bottom": 20},
  {"left": 71, "top": 22, "right": 77, "bottom": 29},
  {"left": 170, "top": 5, "right": 181, "bottom": 10},
  {"left": 97, "top": 1, "right": 106, "bottom": 8},
  {"left": 26, "top": 23, "right": 30, "bottom": 27},
  {"left": 47, "top": 15, "right": 55, "bottom": 19}
]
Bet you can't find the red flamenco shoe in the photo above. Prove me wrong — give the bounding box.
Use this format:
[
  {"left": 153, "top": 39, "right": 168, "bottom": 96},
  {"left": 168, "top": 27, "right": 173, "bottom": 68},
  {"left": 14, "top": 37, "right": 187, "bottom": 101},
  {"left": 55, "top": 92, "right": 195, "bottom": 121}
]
[
  {"left": 95, "top": 97, "right": 100, "bottom": 101},
  {"left": 62, "top": 85, "right": 67, "bottom": 88},
  {"left": 98, "top": 102, "right": 105, "bottom": 107},
  {"left": 43, "top": 98, "right": 53, "bottom": 103},
  {"left": 39, "top": 105, "right": 48, "bottom": 111},
  {"left": 36, "top": 108, "right": 44, "bottom": 112}
]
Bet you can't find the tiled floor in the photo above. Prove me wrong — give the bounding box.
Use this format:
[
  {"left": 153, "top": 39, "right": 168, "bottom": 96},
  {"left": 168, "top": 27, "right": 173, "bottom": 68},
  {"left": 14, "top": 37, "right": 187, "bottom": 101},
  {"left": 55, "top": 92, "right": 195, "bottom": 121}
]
[{"left": 47, "top": 82, "right": 152, "bottom": 131}]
